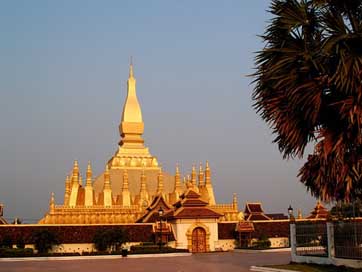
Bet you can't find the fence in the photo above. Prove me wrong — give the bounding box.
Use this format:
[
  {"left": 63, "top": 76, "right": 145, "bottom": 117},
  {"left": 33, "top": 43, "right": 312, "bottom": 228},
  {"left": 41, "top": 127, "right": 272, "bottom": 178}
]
[
  {"left": 334, "top": 221, "right": 362, "bottom": 260},
  {"left": 290, "top": 221, "right": 362, "bottom": 269},
  {"left": 295, "top": 222, "right": 328, "bottom": 257}
]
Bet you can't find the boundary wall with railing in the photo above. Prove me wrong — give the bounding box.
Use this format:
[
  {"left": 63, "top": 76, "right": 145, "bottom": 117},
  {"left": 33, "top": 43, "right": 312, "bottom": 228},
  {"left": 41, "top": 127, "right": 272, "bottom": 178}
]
[{"left": 290, "top": 221, "right": 362, "bottom": 268}]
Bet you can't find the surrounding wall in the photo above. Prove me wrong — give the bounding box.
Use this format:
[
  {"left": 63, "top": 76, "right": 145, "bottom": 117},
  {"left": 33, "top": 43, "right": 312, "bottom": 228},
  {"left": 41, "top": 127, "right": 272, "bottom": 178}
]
[{"left": 0, "top": 224, "right": 156, "bottom": 244}]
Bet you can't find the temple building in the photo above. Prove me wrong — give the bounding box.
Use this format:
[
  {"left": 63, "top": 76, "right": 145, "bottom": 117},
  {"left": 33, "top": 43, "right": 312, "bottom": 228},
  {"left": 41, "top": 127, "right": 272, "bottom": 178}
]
[{"left": 39, "top": 64, "right": 240, "bottom": 225}]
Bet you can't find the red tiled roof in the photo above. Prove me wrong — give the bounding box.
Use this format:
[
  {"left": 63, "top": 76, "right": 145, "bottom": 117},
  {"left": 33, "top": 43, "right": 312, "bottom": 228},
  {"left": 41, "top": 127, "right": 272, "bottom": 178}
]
[
  {"left": 173, "top": 207, "right": 221, "bottom": 219},
  {"left": 306, "top": 201, "right": 329, "bottom": 219},
  {"left": 236, "top": 222, "right": 254, "bottom": 232},
  {"left": 183, "top": 190, "right": 201, "bottom": 199},
  {"left": 182, "top": 199, "right": 209, "bottom": 206},
  {"left": 246, "top": 214, "right": 272, "bottom": 221},
  {"left": 247, "top": 204, "right": 263, "bottom": 213},
  {"left": 266, "top": 213, "right": 289, "bottom": 220},
  {"left": 136, "top": 195, "right": 173, "bottom": 223}
]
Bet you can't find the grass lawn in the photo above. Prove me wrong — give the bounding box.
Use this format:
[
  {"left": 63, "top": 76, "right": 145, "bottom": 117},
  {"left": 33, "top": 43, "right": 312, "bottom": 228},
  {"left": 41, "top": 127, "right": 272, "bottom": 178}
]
[{"left": 269, "top": 263, "right": 362, "bottom": 272}]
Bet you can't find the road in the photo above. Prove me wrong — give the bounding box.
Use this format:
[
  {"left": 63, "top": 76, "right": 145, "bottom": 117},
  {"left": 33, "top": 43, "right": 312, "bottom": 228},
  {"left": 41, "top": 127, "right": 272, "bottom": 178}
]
[{"left": 0, "top": 251, "right": 291, "bottom": 272}]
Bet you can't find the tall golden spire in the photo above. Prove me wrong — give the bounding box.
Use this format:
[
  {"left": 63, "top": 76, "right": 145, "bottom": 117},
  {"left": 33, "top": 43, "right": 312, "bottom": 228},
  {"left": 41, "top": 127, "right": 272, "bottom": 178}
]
[
  {"left": 198, "top": 163, "right": 204, "bottom": 186},
  {"left": 174, "top": 164, "right": 182, "bottom": 191},
  {"left": 64, "top": 176, "right": 70, "bottom": 205},
  {"left": 205, "top": 160, "right": 211, "bottom": 185},
  {"left": 79, "top": 174, "right": 83, "bottom": 186},
  {"left": 108, "top": 62, "right": 158, "bottom": 169},
  {"left": 72, "top": 160, "right": 79, "bottom": 185},
  {"left": 49, "top": 192, "right": 55, "bottom": 213},
  {"left": 191, "top": 164, "right": 197, "bottom": 187},
  {"left": 84, "top": 161, "right": 94, "bottom": 207},
  {"left": 157, "top": 166, "right": 164, "bottom": 194},
  {"left": 122, "top": 169, "right": 129, "bottom": 191},
  {"left": 232, "top": 193, "right": 238, "bottom": 210},
  {"left": 140, "top": 168, "right": 147, "bottom": 193},
  {"left": 204, "top": 160, "right": 215, "bottom": 205},
  {"left": 121, "top": 169, "right": 131, "bottom": 206},
  {"left": 119, "top": 61, "right": 145, "bottom": 146},
  {"left": 103, "top": 164, "right": 113, "bottom": 207},
  {"left": 103, "top": 164, "right": 111, "bottom": 190},
  {"left": 86, "top": 161, "right": 92, "bottom": 187}
]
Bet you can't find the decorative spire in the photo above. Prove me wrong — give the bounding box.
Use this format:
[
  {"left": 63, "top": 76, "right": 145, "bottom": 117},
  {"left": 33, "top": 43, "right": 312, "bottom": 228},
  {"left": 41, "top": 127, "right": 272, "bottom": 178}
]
[
  {"left": 103, "top": 164, "right": 111, "bottom": 190},
  {"left": 129, "top": 57, "right": 134, "bottom": 78},
  {"left": 198, "top": 163, "right": 204, "bottom": 186},
  {"left": 140, "top": 168, "right": 147, "bottom": 193},
  {"left": 233, "top": 193, "right": 238, "bottom": 210},
  {"left": 297, "top": 209, "right": 303, "bottom": 219},
  {"left": 191, "top": 164, "right": 197, "bottom": 186},
  {"left": 157, "top": 166, "right": 164, "bottom": 194},
  {"left": 72, "top": 160, "right": 79, "bottom": 184},
  {"left": 86, "top": 161, "right": 92, "bottom": 187},
  {"left": 122, "top": 169, "right": 129, "bottom": 191},
  {"left": 84, "top": 162, "right": 94, "bottom": 207},
  {"left": 79, "top": 174, "right": 83, "bottom": 186},
  {"left": 121, "top": 169, "right": 131, "bottom": 206},
  {"left": 64, "top": 175, "right": 71, "bottom": 205},
  {"left": 174, "top": 164, "right": 182, "bottom": 190},
  {"left": 205, "top": 160, "right": 211, "bottom": 185},
  {"left": 119, "top": 61, "right": 145, "bottom": 146},
  {"left": 49, "top": 192, "right": 55, "bottom": 213}
]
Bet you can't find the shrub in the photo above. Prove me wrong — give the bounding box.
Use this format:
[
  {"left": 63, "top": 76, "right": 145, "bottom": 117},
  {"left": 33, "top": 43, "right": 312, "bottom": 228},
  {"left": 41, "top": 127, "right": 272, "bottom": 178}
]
[
  {"left": 16, "top": 238, "right": 25, "bottom": 249},
  {"left": 130, "top": 245, "right": 188, "bottom": 254},
  {"left": 32, "top": 230, "right": 59, "bottom": 254},
  {"left": 0, "top": 248, "right": 34, "bottom": 257},
  {"left": 251, "top": 235, "right": 271, "bottom": 249},
  {"left": 0, "top": 236, "right": 13, "bottom": 249},
  {"left": 93, "top": 229, "right": 128, "bottom": 252}
]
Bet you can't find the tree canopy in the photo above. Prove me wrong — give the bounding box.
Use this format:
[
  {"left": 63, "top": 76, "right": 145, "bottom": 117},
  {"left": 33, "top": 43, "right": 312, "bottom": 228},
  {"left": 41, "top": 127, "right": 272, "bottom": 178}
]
[{"left": 253, "top": 0, "right": 362, "bottom": 202}]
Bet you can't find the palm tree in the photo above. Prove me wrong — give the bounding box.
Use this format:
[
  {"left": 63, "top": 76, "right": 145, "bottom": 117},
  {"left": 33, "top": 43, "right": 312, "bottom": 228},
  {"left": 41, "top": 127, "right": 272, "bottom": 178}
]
[{"left": 252, "top": 0, "right": 362, "bottom": 202}]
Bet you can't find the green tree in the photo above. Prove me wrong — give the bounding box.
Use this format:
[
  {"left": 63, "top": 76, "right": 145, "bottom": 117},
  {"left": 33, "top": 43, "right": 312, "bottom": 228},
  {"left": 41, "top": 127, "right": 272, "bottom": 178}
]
[
  {"left": 93, "top": 229, "right": 128, "bottom": 252},
  {"left": 32, "top": 230, "right": 59, "bottom": 254},
  {"left": 330, "top": 199, "right": 362, "bottom": 218},
  {"left": 252, "top": 0, "right": 362, "bottom": 202}
]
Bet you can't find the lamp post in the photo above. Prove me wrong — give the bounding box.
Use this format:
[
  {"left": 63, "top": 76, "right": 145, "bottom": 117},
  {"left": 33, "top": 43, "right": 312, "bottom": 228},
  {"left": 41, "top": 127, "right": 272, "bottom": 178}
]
[
  {"left": 158, "top": 207, "right": 164, "bottom": 252},
  {"left": 288, "top": 205, "right": 294, "bottom": 249},
  {"left": 288, "top": 205, "right": 294, "bottom": 220}
]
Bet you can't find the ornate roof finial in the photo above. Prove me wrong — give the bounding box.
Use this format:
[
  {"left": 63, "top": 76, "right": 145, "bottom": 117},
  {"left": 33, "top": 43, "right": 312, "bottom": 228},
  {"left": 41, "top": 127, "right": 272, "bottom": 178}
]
[
  {"left": 86, "top": 161, "right": 92, "bottom": 187},
  {"left": 122, "top": 169, "right": 129, "bottom": 191},
  {"left": 191, "top": 164, "right": 197, "bottom": 186},
  {"left": 157, "top": 165, "right": 164, "bottom": 194},
  {"left": 50, "top": 192, "right": 55, "bottom": 213},
  {"left": 104, "top": 164, "right": 111, "bottom": 190},
  {"left": 233, "top": 193, "right": 238, "bottom": 210},
  {"left": 129, "top": 56, "right": 134, "bottom": 78},
  {"left": 72, "top": 160, "right": 79, "bottom": 184},
  {"left": 198, "top": 163, "right": 204, "bottom": 186}
]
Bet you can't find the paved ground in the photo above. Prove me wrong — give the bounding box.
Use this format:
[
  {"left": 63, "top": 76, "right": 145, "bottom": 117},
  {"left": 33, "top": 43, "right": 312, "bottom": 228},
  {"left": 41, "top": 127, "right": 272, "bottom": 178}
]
[{"left": 0, "top": 252, "right": 291, "bottom": 272}]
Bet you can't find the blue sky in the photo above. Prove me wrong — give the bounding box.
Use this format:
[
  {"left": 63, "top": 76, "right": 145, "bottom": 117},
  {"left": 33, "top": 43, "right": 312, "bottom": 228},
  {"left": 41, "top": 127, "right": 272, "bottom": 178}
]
[{"left": 0, "top": 0, "right": 317, "bottom": 222}]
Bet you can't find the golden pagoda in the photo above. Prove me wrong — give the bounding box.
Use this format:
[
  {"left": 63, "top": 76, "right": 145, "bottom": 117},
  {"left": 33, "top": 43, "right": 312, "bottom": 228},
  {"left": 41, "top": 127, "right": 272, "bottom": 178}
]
[{"left": 39, "top": 63, "right": 239, "bottom": 224}]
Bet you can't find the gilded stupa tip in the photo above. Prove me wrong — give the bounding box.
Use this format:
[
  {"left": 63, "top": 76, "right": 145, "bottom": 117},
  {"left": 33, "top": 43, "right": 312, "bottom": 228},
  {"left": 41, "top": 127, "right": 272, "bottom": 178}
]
[{"left": 129, "top": 58, "right": 134, "bottom": 78}]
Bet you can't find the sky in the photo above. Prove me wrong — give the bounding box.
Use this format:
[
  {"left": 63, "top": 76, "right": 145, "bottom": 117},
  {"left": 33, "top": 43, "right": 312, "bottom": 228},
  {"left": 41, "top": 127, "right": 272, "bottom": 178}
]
[{"left": 0, "top": 0, "right": 318, "bottom": 223}]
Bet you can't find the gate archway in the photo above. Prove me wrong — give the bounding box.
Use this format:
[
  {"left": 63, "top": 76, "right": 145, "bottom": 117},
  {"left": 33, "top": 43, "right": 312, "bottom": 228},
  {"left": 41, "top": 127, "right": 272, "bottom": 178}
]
[{"left": 191, "top": 227, "right": 207, "bottom": 253}]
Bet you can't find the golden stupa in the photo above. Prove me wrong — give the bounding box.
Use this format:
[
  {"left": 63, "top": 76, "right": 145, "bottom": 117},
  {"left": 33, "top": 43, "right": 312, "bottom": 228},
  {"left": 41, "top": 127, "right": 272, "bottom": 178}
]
[{"left": 39, "top": 63, "right": 239, "bottom": 224}]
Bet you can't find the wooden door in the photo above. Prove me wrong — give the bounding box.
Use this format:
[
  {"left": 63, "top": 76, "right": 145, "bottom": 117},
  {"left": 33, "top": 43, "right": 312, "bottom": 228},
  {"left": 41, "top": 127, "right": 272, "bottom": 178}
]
[{"left": 192, "top": 227, "right": 206, "bottom": 253}]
